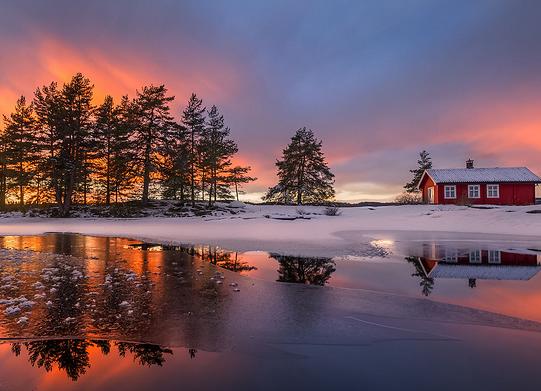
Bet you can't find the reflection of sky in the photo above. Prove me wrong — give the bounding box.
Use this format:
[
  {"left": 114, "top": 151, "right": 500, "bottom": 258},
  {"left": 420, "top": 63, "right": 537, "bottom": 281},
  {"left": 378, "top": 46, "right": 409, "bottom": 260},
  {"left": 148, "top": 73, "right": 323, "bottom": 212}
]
[{"left": 2, "top": 0, "right": 541, "bottom": 201}]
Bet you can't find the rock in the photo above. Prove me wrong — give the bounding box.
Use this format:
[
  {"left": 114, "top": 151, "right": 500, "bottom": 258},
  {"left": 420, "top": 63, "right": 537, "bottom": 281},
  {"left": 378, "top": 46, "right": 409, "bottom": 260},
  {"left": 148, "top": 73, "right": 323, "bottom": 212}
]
[{"left": 229, "top": 201, "right": 246, "bottom": 209}]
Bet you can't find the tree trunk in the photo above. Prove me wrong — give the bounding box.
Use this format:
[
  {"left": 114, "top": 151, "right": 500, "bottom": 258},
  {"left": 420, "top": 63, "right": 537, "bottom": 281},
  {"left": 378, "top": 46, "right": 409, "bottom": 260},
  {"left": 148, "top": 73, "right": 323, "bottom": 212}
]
[
  {"left": 190, "top": 130, "right": 195, "bottom": 207},
  {"left": 62, "top": 169, "right": 75, "bottom": 216},
  {"left": 142, "top": 138, "right": 151, "bottom": 205},
  {"left": 106, "top": 140, "right": 111, "bottom": 206},
  {"left": 235, "top": 182, "right": 239, "bottom": 201},
  {"left": 19, "top": 162, "right": 24, "bottom": 206}
]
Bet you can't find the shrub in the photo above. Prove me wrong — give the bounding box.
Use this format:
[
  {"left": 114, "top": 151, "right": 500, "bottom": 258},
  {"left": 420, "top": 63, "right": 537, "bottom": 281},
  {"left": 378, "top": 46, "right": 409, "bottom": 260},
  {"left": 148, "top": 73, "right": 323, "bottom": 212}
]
[
  {"left": 323, "top": 206, "right": 341, "bottom": 216},
  {"left": 395, "top": 192, "right": 423, "bottom": 205}
]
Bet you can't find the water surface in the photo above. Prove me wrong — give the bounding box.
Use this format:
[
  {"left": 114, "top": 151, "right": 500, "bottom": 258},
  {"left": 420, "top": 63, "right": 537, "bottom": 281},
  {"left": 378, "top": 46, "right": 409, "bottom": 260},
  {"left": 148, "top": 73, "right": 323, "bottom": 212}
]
[{"left": 2, "top": 232, "right": 541, "bottom": 390}]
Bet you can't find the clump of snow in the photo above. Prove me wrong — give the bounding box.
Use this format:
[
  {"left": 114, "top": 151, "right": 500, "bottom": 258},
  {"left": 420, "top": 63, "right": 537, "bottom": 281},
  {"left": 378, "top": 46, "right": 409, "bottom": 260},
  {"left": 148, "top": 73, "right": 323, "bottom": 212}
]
[
  {"left": 4, "top": 305, "right": 21, "bottom": 316},
  {"left": 16, "top": 316, "right": 28, "bottom": 324}
]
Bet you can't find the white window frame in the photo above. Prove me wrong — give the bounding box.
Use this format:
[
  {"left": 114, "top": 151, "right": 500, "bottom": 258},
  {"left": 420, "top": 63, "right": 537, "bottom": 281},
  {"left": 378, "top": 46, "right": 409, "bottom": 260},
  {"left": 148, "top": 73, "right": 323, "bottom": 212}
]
[
  {"left": 444, "top": 185, "right": 456, "bottom": 199},
  {"left": 488, "top": 250, "right": 501, "bottom": 264},
  {"left": 444, "top": 248, "right": 458, "bottom": 262},
  {"left": 468, "top": 184, "right": 480, "bottom": 199},
  {"left": 469, "top": 250, "right": 482, "bottom": 263},
  {"left": 487, "top": 184, "right": 500, "bottom": 199}
]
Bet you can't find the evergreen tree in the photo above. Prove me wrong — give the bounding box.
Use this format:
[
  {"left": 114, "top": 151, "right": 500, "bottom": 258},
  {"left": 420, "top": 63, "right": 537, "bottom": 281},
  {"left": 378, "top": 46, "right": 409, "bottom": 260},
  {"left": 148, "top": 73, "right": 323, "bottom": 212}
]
[
  {"left": 110, "top": 96, "right": 138, "bottom": 203},
  {"left": 93, "top": 95, "right": 138, "bottom": 204},
  {"left": 181, "top": 93, "right": 205, "bottom": 206},
  {"left": 2, "top": 96, "right": 39, "bottom": 206},
  {"left": 264, "top": 128, "right": 334, "bottom": 204},
  {"left": 0, "top": 130, "right": 8, "bottom": 209},
  {"left": 33, "top": 81, "right": 63, "bottom": 204},
  {"left": 228, "top": 166, "right": 256, "bottom": 201},
  {"left": 133, "top": 85, "right": 176, "bottom": 204},
  {"left": 404, "top": 150, "right": 432, "bottom": 193},
  {"left": 201, "top": 105, "right": 238, "bottom": 205},
  {"left": 159, "top": 122, "right": 190, "bottom": 201},
  {"left": 57, "top": 73, "right": 95, "bottom": 214}
]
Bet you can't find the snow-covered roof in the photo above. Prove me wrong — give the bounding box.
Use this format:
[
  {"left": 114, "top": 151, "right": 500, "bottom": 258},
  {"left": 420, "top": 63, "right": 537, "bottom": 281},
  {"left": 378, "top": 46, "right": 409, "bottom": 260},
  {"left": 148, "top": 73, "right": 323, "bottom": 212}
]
[
  {"left": 422, "top": 167, "right": 541, "bottom": 185},
  {"left": 429, "top": 264, "right": 540, "bottom": 280}
]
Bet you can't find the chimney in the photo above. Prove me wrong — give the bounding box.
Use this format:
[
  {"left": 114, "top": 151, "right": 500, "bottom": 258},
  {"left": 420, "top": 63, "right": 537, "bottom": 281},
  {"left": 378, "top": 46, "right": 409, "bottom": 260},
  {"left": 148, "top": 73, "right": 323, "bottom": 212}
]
[{"left": 466, "top": 159, "right": 474, "bottom": 169}]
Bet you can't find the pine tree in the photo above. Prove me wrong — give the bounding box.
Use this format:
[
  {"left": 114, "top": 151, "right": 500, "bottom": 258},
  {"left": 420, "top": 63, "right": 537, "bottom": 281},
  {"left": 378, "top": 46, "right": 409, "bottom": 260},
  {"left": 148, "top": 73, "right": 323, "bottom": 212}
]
[
  {"left": 228, "top": 166, "right": 256, "bottom": 201},
  {"left": 57, "top": 73, "right": 95, "bottom": 214},
  {"left": 181, "top": 93, "right": 205, "bottom": 206},
  {"left": 110, "top": 96, "right": 138, "bottom": 203},
  {"left": 94, "top": 95, "right": 119, "bottom": 205},
  {"left": 404, "top": 150, "right": 432, "bottom": 193},
  {"left": 201, "top": 105, "right": 238, "bottom": 205},
  {"left": 159, "top": 121, "right": 190, "bottom": 201},
  {"left": 133, "top": 85, "right": 176, "bottom": 204},
  {"left": 264, "top": 127, "right": 334, "bottom": 204},
  {"left": 0, "top": 130, "right": 8, "bottom": 209},
  {"left": 33, "top": 81, "right": 63, "bottom": 204},
  {"left": 2, "top": 96, "right": 39, "bottom": 206}
]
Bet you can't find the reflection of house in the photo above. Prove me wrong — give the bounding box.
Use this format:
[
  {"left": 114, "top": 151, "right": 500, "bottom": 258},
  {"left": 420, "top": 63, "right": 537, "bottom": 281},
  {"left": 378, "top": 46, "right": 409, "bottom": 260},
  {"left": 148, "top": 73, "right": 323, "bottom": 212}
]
[
  {"left": 418, "top": 160, "right": 541, "bottom": 205},
  {"left": 418, "top": 249, "right": 541, "bottom": 281}
]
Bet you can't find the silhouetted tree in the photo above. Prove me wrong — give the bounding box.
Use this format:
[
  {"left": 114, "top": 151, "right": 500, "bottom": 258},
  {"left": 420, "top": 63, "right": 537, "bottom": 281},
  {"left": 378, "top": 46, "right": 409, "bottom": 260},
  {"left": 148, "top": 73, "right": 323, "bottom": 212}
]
[
  {"left": 181, "top": 93, "right": 206, "bottom": 206},
  {"left": 33, "top": 81, "right": 63, "bottom": 204},
  {"left": 228, "top": 165, "right": 256, "bottom": 201},
  {"left": 2, "top": 96, "right": 39, "bottom": 205},
  {"left": 200, "top": 105, "right": 239, "bottom": 205},
  {"left": 133, "top": 85, "right": 176, "bottom": 204},
  {"left": 264, "top": 127, "right": 334, "bottom": 204},
  {"left": 94, "top": 95, "right": 137, "bottom": 204},
  {"left": 404, "top": 150, "right": 432, "bottom": 193}
]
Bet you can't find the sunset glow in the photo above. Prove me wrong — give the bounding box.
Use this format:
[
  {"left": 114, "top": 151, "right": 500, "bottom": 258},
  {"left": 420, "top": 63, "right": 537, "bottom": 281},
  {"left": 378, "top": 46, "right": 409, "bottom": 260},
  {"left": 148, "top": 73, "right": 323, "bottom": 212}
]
[{"left": 1, "top": 1, "right": 541, "bottom": 201}]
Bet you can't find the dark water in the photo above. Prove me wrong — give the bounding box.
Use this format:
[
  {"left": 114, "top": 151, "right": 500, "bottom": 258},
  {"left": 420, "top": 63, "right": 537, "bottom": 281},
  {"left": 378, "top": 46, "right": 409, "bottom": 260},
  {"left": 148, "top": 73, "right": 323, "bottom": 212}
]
[{"left": 2, "top": 233, "right": 541, "bottom": 390}]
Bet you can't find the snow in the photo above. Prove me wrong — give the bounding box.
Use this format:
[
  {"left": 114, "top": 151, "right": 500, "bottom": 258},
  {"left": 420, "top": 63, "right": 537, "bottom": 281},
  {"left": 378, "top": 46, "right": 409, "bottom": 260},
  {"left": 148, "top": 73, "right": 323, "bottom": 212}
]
[
  {"left": 425, "top": 167, "right": 541, "bottom": 183},
  {"left": 1, "top": 204, "right": 541, "bottom": 257}
]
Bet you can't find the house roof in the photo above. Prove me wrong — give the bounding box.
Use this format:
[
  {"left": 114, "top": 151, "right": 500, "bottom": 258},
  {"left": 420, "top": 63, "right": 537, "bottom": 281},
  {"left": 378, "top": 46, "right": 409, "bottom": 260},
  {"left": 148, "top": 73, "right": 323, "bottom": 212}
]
[{"left": 420, "top": 167, "right": 541, "bottom": 185}]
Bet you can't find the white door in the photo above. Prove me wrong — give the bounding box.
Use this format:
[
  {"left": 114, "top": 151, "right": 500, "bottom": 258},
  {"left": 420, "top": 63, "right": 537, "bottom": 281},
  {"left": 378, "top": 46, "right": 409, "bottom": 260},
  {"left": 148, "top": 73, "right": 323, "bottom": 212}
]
[{"left": 428, "top": 187, "right": 435, "bottom": 204}]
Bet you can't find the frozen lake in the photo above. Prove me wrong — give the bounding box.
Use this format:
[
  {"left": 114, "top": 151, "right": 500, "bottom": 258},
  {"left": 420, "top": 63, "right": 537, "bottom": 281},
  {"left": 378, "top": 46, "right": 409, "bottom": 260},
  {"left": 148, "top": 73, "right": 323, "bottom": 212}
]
[{"left": 1, "top": 232, "right": 541, "bottom": 390}]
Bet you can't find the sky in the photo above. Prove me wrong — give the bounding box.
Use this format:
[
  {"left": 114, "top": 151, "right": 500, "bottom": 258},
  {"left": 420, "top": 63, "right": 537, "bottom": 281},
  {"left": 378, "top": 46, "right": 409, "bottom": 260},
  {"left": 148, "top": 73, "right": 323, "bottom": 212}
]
[{"left": 1, "top": 0, "right": 541, "bottom": 202}]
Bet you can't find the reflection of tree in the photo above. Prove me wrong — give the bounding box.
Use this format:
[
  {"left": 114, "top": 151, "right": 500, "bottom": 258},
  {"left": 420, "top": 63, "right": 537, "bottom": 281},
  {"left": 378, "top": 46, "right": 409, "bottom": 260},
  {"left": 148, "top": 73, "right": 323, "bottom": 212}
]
[
  {"left": 405, "top": 256, "right": 434, "bottom": 296},
  {"left": 117, "top": 342, "right": 173, "bottom": 366},
  {"left": 15, "top": 339, "right": 94, "bottom": 381},
  {"left": 181, "top": 245, "right": 257, "bottom": 272},
  {"left": 9, "top": 339, "right": 173, "bottom": 381},
  {"left": 270, "top": 254, "right": 336, "bottom": 286}
]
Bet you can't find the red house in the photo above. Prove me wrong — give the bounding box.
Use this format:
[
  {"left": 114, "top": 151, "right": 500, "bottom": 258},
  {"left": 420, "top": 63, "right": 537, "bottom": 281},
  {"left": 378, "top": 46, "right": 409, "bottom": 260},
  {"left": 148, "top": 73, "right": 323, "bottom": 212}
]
[{"left": 418, "top": 160, "right": 541, "bottom": 205}]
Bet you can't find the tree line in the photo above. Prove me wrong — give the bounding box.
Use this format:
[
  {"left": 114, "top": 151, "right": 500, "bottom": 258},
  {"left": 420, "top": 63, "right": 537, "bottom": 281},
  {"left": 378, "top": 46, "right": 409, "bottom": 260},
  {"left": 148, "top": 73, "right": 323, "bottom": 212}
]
[{"left": 0, "top": 73, "right": 256, "bottom": 214}]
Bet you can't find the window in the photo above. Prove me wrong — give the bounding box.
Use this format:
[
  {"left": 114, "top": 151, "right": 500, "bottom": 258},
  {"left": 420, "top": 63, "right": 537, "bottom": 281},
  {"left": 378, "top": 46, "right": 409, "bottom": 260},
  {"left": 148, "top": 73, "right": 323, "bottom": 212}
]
[
  {"left": 488, "top": 250, "right": 501, "bottom": 264},
  {"left": 469, "top": 250, "right": 481, "bottom": 263},
  {"left": 444, "top": 185, "right": 456, "bottom": 199},
  {"left": 468, "top": 184, "right": 480, "bottom": 199},
  {"left": 444, "top": 248, "right": 458, "bottom": 262},
  {"left": 487, "top": 184, "right": 500, "bottom": 198}
]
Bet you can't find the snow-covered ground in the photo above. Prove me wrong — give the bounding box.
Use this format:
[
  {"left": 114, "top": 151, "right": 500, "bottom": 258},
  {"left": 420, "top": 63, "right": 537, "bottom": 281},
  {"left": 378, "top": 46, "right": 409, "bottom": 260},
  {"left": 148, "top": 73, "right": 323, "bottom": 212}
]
[{"left": 1, "top": 204, "right": 541, "bottom": 257}]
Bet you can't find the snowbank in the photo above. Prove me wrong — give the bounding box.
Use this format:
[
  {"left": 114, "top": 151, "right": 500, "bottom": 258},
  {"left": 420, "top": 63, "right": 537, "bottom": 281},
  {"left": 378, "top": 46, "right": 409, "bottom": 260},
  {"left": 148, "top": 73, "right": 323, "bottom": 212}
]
[{"left": 1, "top": 204, "right": 541, "bottom": 257}]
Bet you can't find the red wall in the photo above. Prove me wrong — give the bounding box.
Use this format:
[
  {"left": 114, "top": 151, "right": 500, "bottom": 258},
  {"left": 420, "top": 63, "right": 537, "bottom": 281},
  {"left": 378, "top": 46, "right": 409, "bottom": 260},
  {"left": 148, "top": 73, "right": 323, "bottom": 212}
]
[{"left": 420, "top": 178, "right": 536, "bottom": 205}]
